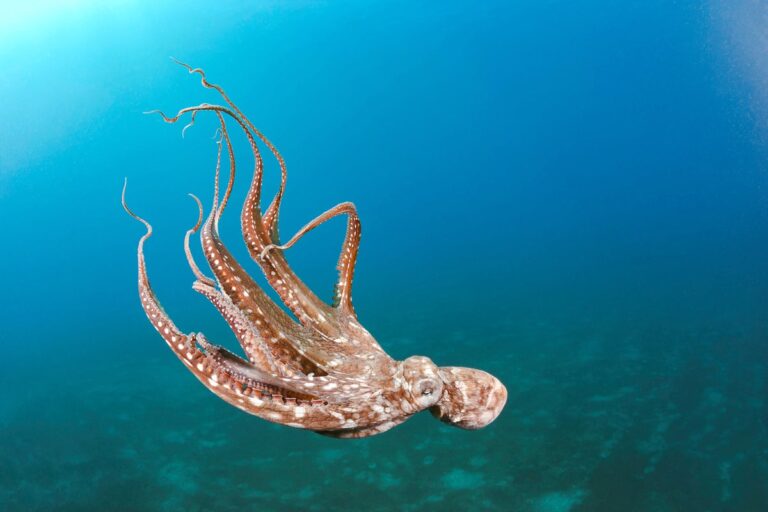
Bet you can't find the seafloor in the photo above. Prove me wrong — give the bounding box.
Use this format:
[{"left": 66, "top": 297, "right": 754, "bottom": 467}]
[{"left": 2, "top": 301, "right": 765, "bottom": 511}]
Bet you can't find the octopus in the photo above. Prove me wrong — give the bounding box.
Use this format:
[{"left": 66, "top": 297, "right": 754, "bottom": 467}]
[{"left": 122, "top": 62, "right": 507, "bottom": 438}]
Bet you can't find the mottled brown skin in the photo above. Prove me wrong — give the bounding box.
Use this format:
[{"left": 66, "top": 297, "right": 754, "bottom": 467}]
[{"left": 123, "top": 62, "right": 507, "bottom": 438}]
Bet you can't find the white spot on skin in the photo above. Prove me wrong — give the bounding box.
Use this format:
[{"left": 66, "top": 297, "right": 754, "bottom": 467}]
[
  {"left": 323, "top": 382, "right": 338, "bottom": 391},
  {"left": 294, "top": 407, "right": 306, "bottom": 418}
]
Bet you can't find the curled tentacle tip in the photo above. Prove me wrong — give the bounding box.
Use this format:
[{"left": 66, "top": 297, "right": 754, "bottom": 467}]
[
  {"left": 193, "top": 276, "right": 217, "bottom": 289},
  {"left": 121, "top": 178, "right": 129, "bottom": 209},
  {"left": 120, "top": 179, "right": 152, "bottom": 236},
  {"left": 192, "top": 278, "right": 218, "bottom": 292},
  {"left": 194, "top": 332, "right": 213, "bottom": 351},
  {"left": 181, "top": 111, "right": 199, "bottom": 138},
  {"left": 185, "top": 193, "right": 204, "bottom": 229},
  {"left": 259, "top": 245, "right": 276, "bottom": 261}
]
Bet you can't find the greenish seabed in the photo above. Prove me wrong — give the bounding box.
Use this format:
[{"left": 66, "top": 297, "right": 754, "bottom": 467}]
[{"left": 1, "top": 310, "right": 765, "bottom": 511}]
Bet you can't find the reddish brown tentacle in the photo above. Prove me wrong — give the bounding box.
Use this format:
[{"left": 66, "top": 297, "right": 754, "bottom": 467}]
[
  {"left": 260, "top": 202, "right": 362, "bottom": 315},
  {"left": 171, "top": 58, "right": 287, "bottom": 240},
  {"left": 184, "top": 193, "right": 216, "bottom": 287}
]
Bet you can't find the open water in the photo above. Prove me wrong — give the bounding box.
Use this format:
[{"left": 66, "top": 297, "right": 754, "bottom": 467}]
[{"left": 1, "top": 1, "right": 767, "bottom": 510}]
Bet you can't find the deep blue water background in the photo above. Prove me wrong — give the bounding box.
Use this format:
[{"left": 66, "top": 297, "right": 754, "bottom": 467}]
[{"left": 1, "top": 1, "right": 767, "bottom": 510}]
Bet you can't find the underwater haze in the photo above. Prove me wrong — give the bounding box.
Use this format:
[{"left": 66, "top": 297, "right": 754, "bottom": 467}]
[{"left": 1, "top": 0, "right": 768, "bottom": 510}]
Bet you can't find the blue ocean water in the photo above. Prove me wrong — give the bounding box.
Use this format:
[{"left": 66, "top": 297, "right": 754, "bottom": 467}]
[{"left": 1, "top": 0, "right": 767, "bottom": 510}]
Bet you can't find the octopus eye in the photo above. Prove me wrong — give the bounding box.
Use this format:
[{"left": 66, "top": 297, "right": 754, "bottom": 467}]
[
  {"left": 415, "top": 378, "right": 441, "bottom": 404},
  {"left": 402, "top": 357, "right": 443, "bottom": 408}
]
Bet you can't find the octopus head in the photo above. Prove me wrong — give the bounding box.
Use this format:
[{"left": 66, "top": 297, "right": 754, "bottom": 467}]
[
  {"left": 400, "top": 356, "right": 445, "bottom": 409},
  {"left": 429, "top": 366, "right": 507, "bottom": 429}
]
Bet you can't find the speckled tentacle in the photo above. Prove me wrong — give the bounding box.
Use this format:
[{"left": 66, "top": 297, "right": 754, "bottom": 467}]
[
  {"left": 197, "top": 113, "right": 328, "bottom": 375},
  {"left": 122, "top": 181, "right": 194, "bottom": 358},
  {"left": 172, "top": 58, "right": 287, "bottom": 242},
  {"left": 183, "top": 193, "right": 216, "bottom": 287},
  {"left": 239, "top": 143, "right": 342, "bottom": 338},
  {"left": 153, "top": 71, "right": 346, "bottom": 337},
  {"left": 146, "top": 105, "right": 313, "bottom": 374},
  {"left": 260, "top": 202, "right": 362, "bottom": 315},
  {"left": 148, "top": 103, "right": 387, "bottom": 370},
  {"left": 192, "top": 280, "right": 282, "bottom": 374},
  {"left": 122, "top": 182, "right": 259, "bottom": 405},
  {"left": 319, "top": 416, "right": 410, "bottom": 439},
  {"left": 176, "top": 124, "right": 285, "bottom": 373},
  {"left": 121, "top": 182, "right": 366, "bottom": 430},
  {"left": 188, "top": 141, "right": 284, "bottom": 374},
  {"left": 193, "top": 333, "right": 320, "bottom": 400},
  {"left": 257, "top": 201, "right": 391, "bottom": 372},
  {"left": 189, "top": 333, "right": 406, "bottom": 435}
]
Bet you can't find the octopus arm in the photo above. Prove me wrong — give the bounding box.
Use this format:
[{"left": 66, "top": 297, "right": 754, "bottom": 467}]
[
  {"left": 189, "top": 115, "right": 344, "bottom": 373},
  {"left": 182, "top": 192, "right": 217, "bottom": 287},
  {"left": 191, "top": 116, "right": 314, "bottom": 373},
  {"left": 318, "top": 415, "right": 411, "bottom": 439},
  {"left": 170, "top": 58, "right": 288, "bottom": 242},
  {"left": 121, "top": 183, "right": 260, "bottom": 403},
  {"left": 190, "top": 280, "right": 282, "bottom": 374},
  {"left": 148, "top": 94, "right": 386, "bottom": 369},
  {"left": 259, "top": 201, "right": 361, "bottom": 316},
  {"left": 180, "top": 190, "right": 284, "bottom": 373},
  {"left": 154, "top": 65, "right": 346, "bottom": 338},
  {"left": 192, "top": 334, "right": 321, "bottom": 400},
  {"left": 122, "top": 182, "right": 353, "bottom": 429}
]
